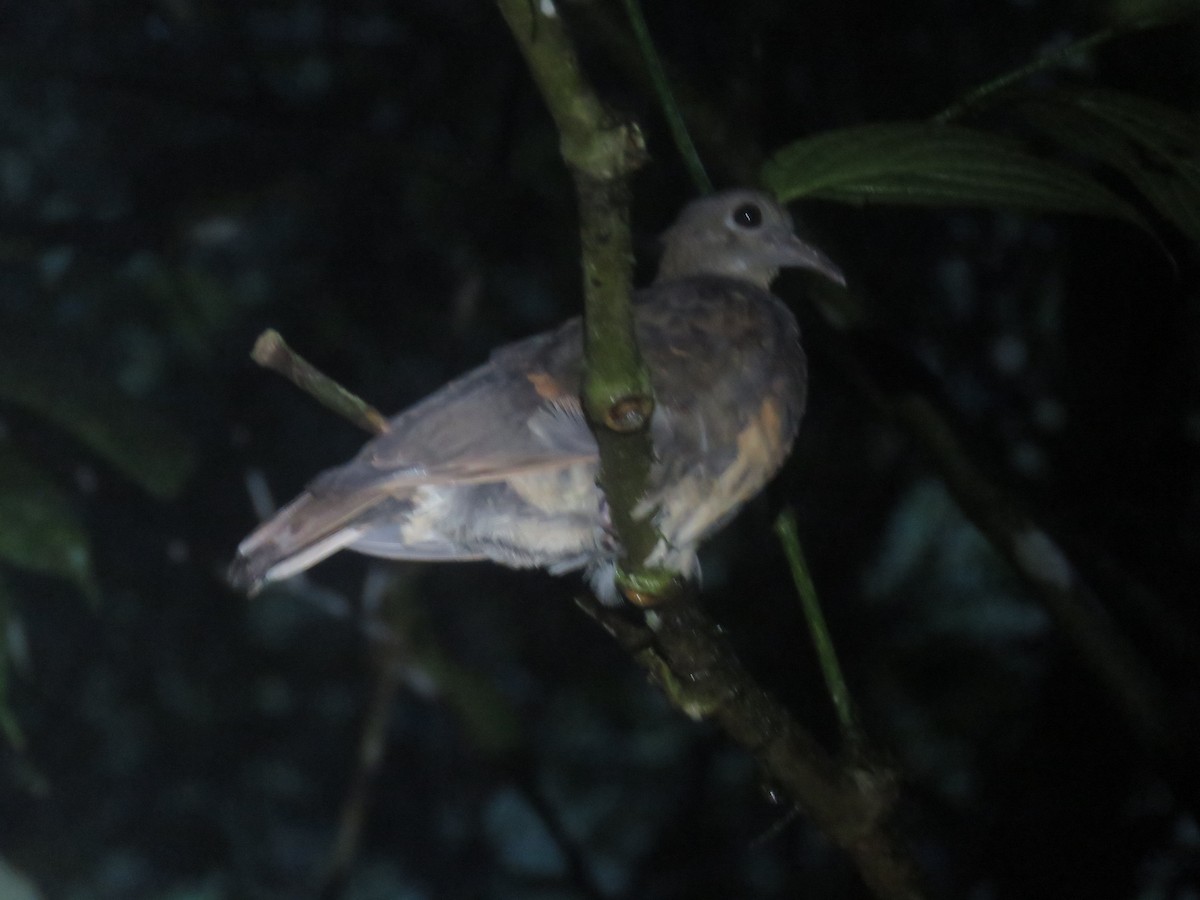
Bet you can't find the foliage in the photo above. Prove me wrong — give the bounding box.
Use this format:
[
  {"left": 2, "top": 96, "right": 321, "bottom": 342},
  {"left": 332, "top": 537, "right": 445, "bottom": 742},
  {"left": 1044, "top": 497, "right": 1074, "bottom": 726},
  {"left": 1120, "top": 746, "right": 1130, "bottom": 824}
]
[{"left": 765, "top": 121, "right": 1146, "bottom": 224}]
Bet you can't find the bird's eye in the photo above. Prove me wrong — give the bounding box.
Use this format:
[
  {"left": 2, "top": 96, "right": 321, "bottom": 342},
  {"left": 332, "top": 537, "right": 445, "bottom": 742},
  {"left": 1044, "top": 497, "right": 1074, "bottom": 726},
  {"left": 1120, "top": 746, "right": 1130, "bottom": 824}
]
[{"left": 732, "top": 203, "right": 763, "bottom": 229}]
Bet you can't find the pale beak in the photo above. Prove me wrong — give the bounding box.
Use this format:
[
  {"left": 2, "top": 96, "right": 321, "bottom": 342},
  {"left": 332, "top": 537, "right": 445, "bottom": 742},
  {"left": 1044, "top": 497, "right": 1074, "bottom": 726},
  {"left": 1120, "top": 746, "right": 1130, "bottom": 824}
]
[{"left": 769, "top": 230, "right": 846, "bottom": 287}]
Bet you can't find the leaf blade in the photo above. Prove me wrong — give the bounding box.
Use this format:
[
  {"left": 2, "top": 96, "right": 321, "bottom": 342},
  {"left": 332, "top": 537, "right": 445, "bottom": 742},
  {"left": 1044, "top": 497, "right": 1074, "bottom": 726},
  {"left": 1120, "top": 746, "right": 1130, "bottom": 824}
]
[
  {"left": 1016, "top": 88, "right": 1200, "bottom": 245},
  {"left": 762, "top": 122, "right": 1147, "bottom": 227},
  {"left": 0, "top": 339, "right": 195, "bottom": 499},
  {"left": 0, "top": 445, "right": 96, "bottom": 598}
]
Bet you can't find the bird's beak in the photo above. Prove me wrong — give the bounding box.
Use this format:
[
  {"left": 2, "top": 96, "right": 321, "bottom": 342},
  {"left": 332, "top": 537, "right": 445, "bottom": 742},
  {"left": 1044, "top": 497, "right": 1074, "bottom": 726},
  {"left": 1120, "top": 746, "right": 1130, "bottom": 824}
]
[{"left": 769, "top": 230, "right": 846, "bottom": 287}]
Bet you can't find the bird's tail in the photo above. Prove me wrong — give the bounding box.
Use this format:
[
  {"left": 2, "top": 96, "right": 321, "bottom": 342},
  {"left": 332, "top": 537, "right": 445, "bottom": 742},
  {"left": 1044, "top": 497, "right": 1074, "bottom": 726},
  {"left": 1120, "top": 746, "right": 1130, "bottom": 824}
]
[{"left": 227, "top": 490, "right": 377, "bottom": 595}]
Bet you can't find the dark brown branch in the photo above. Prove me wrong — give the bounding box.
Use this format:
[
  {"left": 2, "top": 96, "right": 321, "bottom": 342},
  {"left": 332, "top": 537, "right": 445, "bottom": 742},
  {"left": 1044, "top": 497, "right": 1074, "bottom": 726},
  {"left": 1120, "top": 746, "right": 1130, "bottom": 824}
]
[{"left": 579, "top": 596, "right": 924, "bottom": 900}]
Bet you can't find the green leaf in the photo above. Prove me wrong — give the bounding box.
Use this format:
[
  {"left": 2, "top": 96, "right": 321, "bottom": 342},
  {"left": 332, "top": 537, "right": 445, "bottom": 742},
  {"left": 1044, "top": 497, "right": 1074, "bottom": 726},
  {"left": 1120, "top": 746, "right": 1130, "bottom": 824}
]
[
  {"left": 0, "top": 444, "right": 96, "bottom": 599},
  {"left": 1016, "top": 88, "right": 1200, "bottom": 245},
  {"left": 0, "top": 338, "right": 195, "bottom": 499},
  {"left": 762, "top": 122, "right": 1146, "bottom": 227}
]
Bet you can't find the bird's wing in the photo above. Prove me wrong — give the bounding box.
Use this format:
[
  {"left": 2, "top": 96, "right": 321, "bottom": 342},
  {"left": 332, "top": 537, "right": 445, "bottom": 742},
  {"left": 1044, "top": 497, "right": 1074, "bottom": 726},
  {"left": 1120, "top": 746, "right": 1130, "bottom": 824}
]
[
  {"left": 309, "top": 318, "right": 597, "bottom": 498},
  {"left": 229, "top": 321, "right": 599, "bottom": 591},
  {"left": 333, "top": 278, "right": 799, "bottom": 497}
]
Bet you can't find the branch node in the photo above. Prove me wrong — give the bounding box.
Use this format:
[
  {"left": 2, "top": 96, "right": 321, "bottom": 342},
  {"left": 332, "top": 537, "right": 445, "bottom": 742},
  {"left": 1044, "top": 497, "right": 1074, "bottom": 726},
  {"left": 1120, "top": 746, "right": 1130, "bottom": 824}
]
[{"left": 602, "top": 393, "right": 654, "bottom": 432}]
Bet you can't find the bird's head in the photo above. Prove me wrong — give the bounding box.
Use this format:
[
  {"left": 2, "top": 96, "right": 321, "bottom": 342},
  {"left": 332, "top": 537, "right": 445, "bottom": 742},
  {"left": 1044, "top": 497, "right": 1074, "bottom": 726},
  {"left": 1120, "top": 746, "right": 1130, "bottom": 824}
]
[{"left": 655, "top": 189, "right": 845, "bottom": 291}]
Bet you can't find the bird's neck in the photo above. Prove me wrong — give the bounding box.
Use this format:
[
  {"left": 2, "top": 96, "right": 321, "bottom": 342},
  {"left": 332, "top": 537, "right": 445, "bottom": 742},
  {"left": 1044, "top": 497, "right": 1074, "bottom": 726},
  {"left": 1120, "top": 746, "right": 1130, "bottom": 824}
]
[{"left": 653, "top": 261, "right": 778, "bottom": 291}]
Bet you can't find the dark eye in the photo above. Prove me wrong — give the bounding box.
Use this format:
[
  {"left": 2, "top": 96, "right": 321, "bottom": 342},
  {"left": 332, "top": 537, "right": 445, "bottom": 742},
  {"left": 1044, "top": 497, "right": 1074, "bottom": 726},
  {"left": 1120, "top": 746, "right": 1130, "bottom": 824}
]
[{"left": 732, "top": 203, "right": 763, "bottom": 229}]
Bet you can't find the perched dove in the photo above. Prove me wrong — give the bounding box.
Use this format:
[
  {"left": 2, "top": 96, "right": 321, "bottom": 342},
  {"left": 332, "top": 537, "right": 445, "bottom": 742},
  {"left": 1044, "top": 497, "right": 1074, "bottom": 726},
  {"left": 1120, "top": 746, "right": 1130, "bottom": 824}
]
[{"left": 229, "top": 190, "right": 844, "bottom": 602}]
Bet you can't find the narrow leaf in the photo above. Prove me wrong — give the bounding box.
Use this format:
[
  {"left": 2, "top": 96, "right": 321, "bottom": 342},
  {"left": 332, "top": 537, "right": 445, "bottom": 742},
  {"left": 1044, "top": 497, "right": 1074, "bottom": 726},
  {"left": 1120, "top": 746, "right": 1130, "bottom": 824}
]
[
  {"left": 0, "top": 339, "right": 194, "bottom": 499},
  {"left": 1017, "top": 88, "right": 1200, "bottom": 245},
  {"left": 0, "top": 444, "right": 96, "bottom": 598},
  {"left": 763, "top": 122, "right": 1146, "bottom": 227}
]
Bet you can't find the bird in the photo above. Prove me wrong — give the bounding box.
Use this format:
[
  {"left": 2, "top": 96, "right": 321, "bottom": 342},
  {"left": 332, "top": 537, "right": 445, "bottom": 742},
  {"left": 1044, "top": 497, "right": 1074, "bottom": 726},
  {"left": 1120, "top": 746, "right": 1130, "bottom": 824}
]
[{"left": 229, "top": 189, "right": 844, "bottom": 604}]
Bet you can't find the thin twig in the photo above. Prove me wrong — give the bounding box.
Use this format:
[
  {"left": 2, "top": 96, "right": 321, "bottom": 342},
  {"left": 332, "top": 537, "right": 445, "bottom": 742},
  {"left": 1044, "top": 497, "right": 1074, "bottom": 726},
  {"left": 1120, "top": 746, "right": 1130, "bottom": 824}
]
[
  {"left": 568, "top": 2, "right": 763, "bottom": 185},
  {"left": 934, "top": 19, "right": 1160, "bottom": 122},
  {"left": 317, "top": 643, "right": 404, "bottom": 899},
  {"left": 620, "top": 0, "right": 713, "bottom": 194},
  {"left": 251, "top": 329, "right": 389, "bottom": 436},
  {"left": 774, "top": 508, "right": 863, "bottom": 749}
]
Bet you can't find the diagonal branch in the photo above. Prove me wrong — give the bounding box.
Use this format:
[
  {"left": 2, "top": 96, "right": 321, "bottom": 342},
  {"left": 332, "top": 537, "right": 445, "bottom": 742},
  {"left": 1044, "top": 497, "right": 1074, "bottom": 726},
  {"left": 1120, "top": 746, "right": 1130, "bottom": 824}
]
[{"left": 578, "top": 595, "right": 923, "bottom": 900}]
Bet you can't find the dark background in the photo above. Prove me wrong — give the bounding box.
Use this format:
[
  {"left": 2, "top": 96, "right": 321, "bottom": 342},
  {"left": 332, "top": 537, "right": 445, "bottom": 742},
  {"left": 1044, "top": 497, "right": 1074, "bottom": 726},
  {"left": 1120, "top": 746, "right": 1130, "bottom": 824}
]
[{"left": 1, "top": 1, "right": 1198, "bottom": 898}]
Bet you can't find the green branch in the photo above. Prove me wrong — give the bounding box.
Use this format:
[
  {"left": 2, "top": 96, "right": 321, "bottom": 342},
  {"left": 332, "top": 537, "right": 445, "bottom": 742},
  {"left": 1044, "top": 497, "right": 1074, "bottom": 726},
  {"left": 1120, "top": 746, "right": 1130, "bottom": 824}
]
[{"left": 497, "top": 0, "right": 681, "bottom": 602}]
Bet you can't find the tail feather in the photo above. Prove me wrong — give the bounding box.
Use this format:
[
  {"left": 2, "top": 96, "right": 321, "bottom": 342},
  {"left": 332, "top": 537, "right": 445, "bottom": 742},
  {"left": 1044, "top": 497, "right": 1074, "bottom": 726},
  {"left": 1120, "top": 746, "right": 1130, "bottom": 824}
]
[{"left": 227, "top": 490, "right": 383, "bottom": 595}]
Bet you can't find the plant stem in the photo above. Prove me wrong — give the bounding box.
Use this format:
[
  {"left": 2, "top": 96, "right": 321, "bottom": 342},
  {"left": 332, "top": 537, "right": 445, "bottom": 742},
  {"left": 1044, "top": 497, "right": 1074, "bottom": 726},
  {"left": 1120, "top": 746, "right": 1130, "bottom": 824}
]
[
  {"left": 775, "top": 508, "right": 863, "bottom": 747},
  {"left": 620, "top": 0, "right": 713, "bottom": 194}
]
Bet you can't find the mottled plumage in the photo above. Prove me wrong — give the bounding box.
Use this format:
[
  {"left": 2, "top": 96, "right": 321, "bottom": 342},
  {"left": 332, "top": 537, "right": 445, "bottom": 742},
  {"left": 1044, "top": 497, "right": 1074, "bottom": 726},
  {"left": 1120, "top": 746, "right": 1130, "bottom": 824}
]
[{"left": 229, "top": 190, "right": 844, "bottom": 601}]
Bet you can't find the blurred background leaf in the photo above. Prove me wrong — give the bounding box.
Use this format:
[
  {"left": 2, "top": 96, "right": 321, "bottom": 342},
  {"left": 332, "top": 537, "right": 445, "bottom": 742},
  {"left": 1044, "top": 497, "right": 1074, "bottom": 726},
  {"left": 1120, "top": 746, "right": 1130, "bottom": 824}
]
[
  {"left": 0, "top": 857, "right": 42, "bottom": 900},
  {"left": 0, "top": 445, "right": 95, "bottom": 599},
  {"left": 1015, "top": 88, "right": 1200, "bottom": 244},
  {"left": 0, "top": 339, "right": 195, "bottom": 500}
]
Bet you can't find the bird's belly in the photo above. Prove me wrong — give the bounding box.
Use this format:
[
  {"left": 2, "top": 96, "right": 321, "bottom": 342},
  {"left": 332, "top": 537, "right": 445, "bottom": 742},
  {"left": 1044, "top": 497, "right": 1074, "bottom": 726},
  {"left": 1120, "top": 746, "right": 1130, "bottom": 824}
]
[
  {"left": 648, "top": 392, "right": 794, "bottom": 552},
  {"left": 505, "top": 462, "right": 600, "bottom": 517},
  {"left": 448, "top": 465, "right": 603, "bottom": 571}
]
